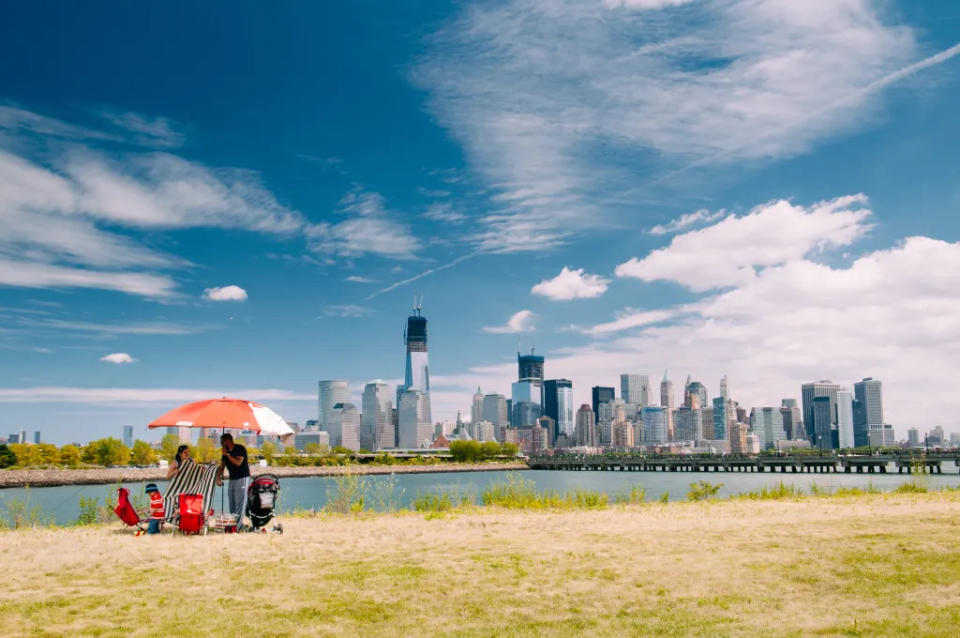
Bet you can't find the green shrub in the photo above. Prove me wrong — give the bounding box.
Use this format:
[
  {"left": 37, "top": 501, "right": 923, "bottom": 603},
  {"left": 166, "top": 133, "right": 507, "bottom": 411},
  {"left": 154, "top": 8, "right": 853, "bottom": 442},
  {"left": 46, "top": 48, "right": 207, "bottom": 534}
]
[
  {"left": 687, "top": 481, "right": 723, "bottom": 502},
  {"left": 614, "top": 485, "right": 647, "bottom": 505},
  {"left": 0, "top": 444, "right": 14, "bottom": 469},
  {"left": 77, "top": 497, "right": 100, "bottom": 525},
  {"left": 658, "top": 492, "right": 670, "bottom": 504},
  {"left": 893, "top": 482, "right": 927, "bottom": 494},
  {"left": 736, "top": 482, "right": 804, "bottom": 501}
]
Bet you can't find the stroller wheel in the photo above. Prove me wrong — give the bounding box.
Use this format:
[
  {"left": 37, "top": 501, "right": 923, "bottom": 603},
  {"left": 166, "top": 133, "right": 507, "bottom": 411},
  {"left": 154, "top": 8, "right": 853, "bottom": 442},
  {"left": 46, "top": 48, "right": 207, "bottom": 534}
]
[{"left": 274, "top": 522, "right": 283, "bottom": 534}]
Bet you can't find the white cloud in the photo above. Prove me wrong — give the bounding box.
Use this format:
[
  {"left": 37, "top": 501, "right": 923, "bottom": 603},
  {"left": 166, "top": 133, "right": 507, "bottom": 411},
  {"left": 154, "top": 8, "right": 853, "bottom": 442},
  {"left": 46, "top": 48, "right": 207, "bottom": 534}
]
[
  {"left": 307, "top": 188, "right": 421, "bottom": 259},
  {"left": 604, "top": 0, "right": 696, "bottom": 8},
  {"left": 649, "top": 208, "right": 724, "bottom": 235},
  {"left": 422, "top": 201, "right": 468, "bottom": 224},
  {"left": 100, "top": 111, "right": 185, "bottom": 148},
  {"left": 19, "top": 319, "right": 201, "bottom": 335},
  {"left": 345, "top": 275, "right": 377, "bottom": 284},
  {"left": 311, "top": 304, "right": 374, "bottom": 320},
  {"left": 531, "top": 266, "right": 610, "bottom": 300},
  {"left": 203, "top": 285, "right": 248, "bottom": 302},
  {"left": 0, "top": 105, "right": 118, "bottom": 141},
  {"left": 482, "top": 310, "right": 536, "bottom": 334},
  {"left": 414, "top": 0, "right": 938, "bottom": 252},
  {"left": 0, "top": 258, "right": 178, "bottom": 298},
  {"left": 100, "top": 352, "right": 136, "bottom": 364},
  {"left": 616, "top": 195, "right": 872, "bottom": 291},
  {"left": 583, "top": 308, "right": 679, "bottom": 336}
]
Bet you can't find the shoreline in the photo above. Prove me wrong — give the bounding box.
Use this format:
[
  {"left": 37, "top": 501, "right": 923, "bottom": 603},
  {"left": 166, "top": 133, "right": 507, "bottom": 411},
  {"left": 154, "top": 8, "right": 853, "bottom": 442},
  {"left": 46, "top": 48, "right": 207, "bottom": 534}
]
[{"left": 0, "top": 461, "right": 530, "bottom": 489}]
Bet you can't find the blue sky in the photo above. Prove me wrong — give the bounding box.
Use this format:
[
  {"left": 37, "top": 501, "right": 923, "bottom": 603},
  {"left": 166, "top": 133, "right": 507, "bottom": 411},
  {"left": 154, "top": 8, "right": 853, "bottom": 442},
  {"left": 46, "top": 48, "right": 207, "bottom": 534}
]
[{"left": 1, "top": 0, "right": 958, "bottom": 444}]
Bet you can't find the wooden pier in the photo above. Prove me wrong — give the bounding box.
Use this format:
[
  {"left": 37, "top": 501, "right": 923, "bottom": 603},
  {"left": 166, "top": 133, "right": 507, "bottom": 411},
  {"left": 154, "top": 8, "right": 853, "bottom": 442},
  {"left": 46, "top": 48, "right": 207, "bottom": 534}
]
[{"left": 527, "top": 453, "right": 960, "bottom": 474}]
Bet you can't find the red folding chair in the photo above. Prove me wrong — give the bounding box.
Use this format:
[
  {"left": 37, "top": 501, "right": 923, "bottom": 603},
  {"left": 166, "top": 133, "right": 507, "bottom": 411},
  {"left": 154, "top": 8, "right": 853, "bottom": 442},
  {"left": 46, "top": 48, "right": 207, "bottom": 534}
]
[
  {"left": 113, "top": 487, "right": 145, "bottom": 533},
  {"left": 176, "top": 493, "right": 208, "bottom": 535}
]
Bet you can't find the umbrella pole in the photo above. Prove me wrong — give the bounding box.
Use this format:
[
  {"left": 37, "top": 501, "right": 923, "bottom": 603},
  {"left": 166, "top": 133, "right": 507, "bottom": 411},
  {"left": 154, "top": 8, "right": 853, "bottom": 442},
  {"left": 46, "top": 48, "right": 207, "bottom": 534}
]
[{"left": 220, "top": 426, "right": 224, "bottom": 516}]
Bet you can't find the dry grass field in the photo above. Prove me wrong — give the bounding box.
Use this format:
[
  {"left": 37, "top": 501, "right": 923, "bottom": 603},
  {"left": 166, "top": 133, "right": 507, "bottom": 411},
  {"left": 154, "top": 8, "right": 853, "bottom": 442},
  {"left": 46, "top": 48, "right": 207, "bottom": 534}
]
[{"left": 2, "top": 491, "right": 959, "bottom": 637}]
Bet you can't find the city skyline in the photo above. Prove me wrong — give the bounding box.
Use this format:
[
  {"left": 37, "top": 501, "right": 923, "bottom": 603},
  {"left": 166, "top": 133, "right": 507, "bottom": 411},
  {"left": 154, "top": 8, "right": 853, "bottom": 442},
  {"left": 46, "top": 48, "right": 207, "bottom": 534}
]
[{"left": 1, "top": 2, "right": 960, "bottom": 443}]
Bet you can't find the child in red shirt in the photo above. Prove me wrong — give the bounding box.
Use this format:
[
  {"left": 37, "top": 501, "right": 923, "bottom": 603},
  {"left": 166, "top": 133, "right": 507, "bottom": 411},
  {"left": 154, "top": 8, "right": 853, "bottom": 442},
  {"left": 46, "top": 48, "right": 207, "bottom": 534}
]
[{"left": 146, "top": 483, "right": 164, "bottom": 534}]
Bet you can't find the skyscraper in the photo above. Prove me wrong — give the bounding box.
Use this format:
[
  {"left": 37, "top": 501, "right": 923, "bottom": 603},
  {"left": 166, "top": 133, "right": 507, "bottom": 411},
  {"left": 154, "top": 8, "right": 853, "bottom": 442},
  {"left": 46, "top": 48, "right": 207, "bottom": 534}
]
[
  {"left": 575, "top": 404, "right": 597, "bottom": 447},
  {"left": 660, "top": 370, "right": 674, "bottom": 440},
  {"left": 836, "top": 388, "right": 855, "bottom": 449},
  {"left": 748, "top": 407, "right": 786, "bottom": 450},
  {"left": 362, "top": 380, "right": 393, "bottom": 451},
  {"left": 401, "top": 303, "right": 432, "bottom": 420},
  {"left": 512, "top": 349, "right": 544, "bottom": 426},
  {"left": 470, "top": 386, "right": 484, "bottom": 436},
  {"left": 543, "top": 379, "right": 574, "bottom": 440},
  {"left": 780, "top": 399, "right": 803, "bottom": 440},
  {"left": 684, "top": 380, "right": 708, "bottom": 409},
  {"left": 481, "top": 393, "right": 509, "bottom": 440},
  {"left": 853, "top": 378, "right": 883, "bottom": 448},
  {"left": 802, "top": 381, "right": 839, "bottom": 446},
  {"left": 713, "top": 375, "right": 732, "bottom": 440},
  {"left": 122, "top": 425, "right": 133, "bottom": 448},
  {"left": 641, "top": 406, "right": 668, "bottom": 444},
  {"left": 620, "top": 374, "right": 646, "bottom": 405},
  {"left": 327, "top": 402, "right": 361, "bottom": 451},
  {"left": 591, "top": 386, "right": 615, "bottom": 424},
  {"left": 675, "top": 407, "right": 703, "bottom": 443},
  {"left": 812, "top": 397, "right": 834, "bottom": 450},
  {"left": 318, "top": 380, "right": 351, "bottom": 428},
  {"left": 397, "top": 391, "right": 432, "bottom": 448}
]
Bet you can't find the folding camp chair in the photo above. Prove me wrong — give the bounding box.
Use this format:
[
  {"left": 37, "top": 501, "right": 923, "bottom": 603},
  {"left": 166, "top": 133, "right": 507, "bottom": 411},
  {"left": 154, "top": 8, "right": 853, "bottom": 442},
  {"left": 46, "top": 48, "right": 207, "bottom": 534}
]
[
  {"left": 162, "top": 458, "right": 219, "bottom": 535},
  {"left": 113, "top": 486, "right": 146, "bottom": 533}
]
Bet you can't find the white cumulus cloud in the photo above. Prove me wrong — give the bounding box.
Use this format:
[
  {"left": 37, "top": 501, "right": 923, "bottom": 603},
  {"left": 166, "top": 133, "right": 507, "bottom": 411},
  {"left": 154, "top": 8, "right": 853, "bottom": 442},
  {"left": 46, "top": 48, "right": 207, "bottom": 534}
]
[
  {"left": 100, "top": 353, "right": 136, "bottom": 364},
  {"left": 482, "top": 310, "right": 536, "bottom": 334},
  {"left": 616, "top": 195, "right": 872, "bottom": 291},
  {"left": 531, "top": 266, "right": 610, "bottom": 300},
  {"left": 204, "top": 285, "right": 248, "bottom": 301}
]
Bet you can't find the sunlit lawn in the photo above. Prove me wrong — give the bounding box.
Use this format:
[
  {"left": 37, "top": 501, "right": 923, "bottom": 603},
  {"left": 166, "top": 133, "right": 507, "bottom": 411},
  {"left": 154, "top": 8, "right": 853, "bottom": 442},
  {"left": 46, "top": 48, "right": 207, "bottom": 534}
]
[{"left": 1, "top": 491, "right": 959, "bottom": 637}]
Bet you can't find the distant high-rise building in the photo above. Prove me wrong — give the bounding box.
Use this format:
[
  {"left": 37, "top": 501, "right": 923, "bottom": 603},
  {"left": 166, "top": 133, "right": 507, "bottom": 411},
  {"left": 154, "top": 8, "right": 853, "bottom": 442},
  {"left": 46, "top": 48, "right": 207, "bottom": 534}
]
[
  {"left": 675, "top": 407, "right": 703, "bottom": 443},
  {"left": 470, "top": 387, "right": 484, "bottom": 436},
  {"left": 33, "top": 431, "right": 41, "bottom": 445},
  {"left": 318, "top": 380, "right": 351, "bottom": 428},
  {"left": 713, "top": 375, "right": 732, "bottom": 440},
  {"left": 122, "top": 426, "right": 133, "bottom": 448},
  {"left": 684, "top": 380, "right": 708, "bottom": 409},
  {"left": 481, "top": 394, "right": 508, "bottom": 440},
  {"left": 543, "top": 379, "right": 574, "bottom": 441},
  {"left": 512, "top": 349, "right": 544, "bottom": 427},
  {"left": 574, "top": 404, "right": 597, "bottom": 447},
  {"left": 749, "top": 407, "right": 786, "bottom": 450},
  {"left": 729, "top": 422, "right": 748, "bottom": 454},
  {"left": 812, "top": 397, "right": 835, "bottom": 450},
  {"left": 402, "top": 303, "right": 432, "bottom": 424},
  {"left": 660, "top": 371, "right": 675, "bottom": 440},
  {"left": 517, "top": 350, "right": 545, "bottom": 383},
  {"left": 802, "top": 381, "right": 839, "bottom": 444},
  {"left": 868, "top": 423, "right": 895, "bottom": 448},
  {"left": 611, "top": 419, "right": 634, "bottom": 449},
  {"left": 701, "top": 407, "right": 715, "bottom": 440},
  {"left": 641, "top": 406, "right": 668, "bottom": 444},
  {"left": 326, "top": 402, "right": 361, "bottom": 451},
  {"left": 397, "top": 391, "right": 432, "bottom": 449},
  {"left": 836, "top": 389, "right": 855, "bottom": 449},
  {"left": 7, "top": 433, "right": 18, "bottom": 444},
  {"left": 591, "top": 386, "right": 615, "bottom": 423},
  {"left": 362, "top": 380, "right": 393, "bottom": 451},
  {"left": 853, "top": 378, "right": 883, "bottom": 448},
  {"left": 620, "top": 374, "right": 646, "bottom": 405},
  {"left": 907, "top": 427, "right": 920, "bottom": 448},
  {"left": 780, "top": 399, "right": 803, "bottom": 440},
  {"left": 928, "top": 426, "right": 946, "bottom": 446}
]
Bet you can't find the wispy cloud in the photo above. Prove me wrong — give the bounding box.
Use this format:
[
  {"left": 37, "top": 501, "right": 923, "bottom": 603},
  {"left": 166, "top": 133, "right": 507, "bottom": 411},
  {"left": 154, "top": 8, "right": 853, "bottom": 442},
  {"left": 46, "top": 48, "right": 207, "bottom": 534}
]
[
  {"left": 0, "top": 387, "right": 314, "bottom": 404},
  {"left": 100, "top": 111, "right": 185, "bottom": 148},
  {"left": 482, "top": 310, "right": 536, "bottom": 334},
  {"left": 414, "top": 0, "right": 935, "bottom": 252},
  {"left": 421, "top": 201, "right": 468, "bottom": 225},
  {"left": 19, "top": 318, "right": 203, "bottom": 335},
  {"left": 345, "top": 275, "right": 378, "bottom": 284},
  {"left": 649, "top": 209, "right": 724, "bottom": 236},
  {"left": 307, "top": 188, "right": 421, "bottom": 260},
  {"left": 310, "top": 304, "right": 374, "bottom": 320},
  {"left": 366, "top": 251, "right": 479, "bottom": 299}
]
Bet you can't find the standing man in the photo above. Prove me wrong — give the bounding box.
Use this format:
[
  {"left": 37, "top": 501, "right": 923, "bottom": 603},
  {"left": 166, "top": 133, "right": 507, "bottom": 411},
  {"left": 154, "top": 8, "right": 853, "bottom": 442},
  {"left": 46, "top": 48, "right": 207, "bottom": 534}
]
[{"left": 217, "top": 433, "right": 250, "bottom": 530}]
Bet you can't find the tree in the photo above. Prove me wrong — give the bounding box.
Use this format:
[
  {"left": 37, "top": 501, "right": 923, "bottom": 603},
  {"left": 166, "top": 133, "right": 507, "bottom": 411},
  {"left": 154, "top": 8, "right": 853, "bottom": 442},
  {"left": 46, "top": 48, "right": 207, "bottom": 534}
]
[
  {"left": 34, "top": 443, "right": 61, "bottom": 466},
  {"left": 160, "top": 434, "right": 179, "bottom": 461},
  {"left": 480, "top": 441, "right": 501, "bottom": 460},
  {"left": 500, "top": 442, "right": 520, "bottom": 458},
  {"left": 9, "top": 443, "right": 41, "bottom": 467},
  {"left": 0, "top": 444, "right": 14, "bottom": 468},
  {"left": 130, "top": 440, "right": 157, "bottom": 466},
  {"left": 58, "top": 444, "right": 81, "bottom": 467},
  {"left": 450, "top": 440, "right": 482, "bottom": 462},
  {"left": 303, "top": 442, "right": 325, "bottom": 456},
  {"left": 195, "top": 437, "right": 218, "bottom": 463},
  {"left": 260, "top": 440, "right": 278, "bottom": 464},
  {"left": 85, "top": 438, "right": 131, "bottom": 466}
]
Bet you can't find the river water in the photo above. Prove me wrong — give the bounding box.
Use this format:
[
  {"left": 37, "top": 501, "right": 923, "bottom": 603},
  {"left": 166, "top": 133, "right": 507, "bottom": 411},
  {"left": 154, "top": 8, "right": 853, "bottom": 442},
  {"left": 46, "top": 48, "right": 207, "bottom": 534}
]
[{"left": 3, "top": 466, "right": 959, "bottom": 526}]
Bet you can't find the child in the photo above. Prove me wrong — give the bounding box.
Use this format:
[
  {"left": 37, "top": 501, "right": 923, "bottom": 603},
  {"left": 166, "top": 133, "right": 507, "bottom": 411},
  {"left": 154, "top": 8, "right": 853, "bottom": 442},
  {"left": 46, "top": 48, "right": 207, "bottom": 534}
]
[{"left": 145, "top": 483, "right": 165, "bottom": 534}]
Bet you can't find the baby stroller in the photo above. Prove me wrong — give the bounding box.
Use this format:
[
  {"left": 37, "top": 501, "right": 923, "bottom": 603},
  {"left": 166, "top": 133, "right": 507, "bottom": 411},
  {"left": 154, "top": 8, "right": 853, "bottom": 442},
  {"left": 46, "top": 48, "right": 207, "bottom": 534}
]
[{"left": 247, "top": 474, "right": 282, "bottom": 533}]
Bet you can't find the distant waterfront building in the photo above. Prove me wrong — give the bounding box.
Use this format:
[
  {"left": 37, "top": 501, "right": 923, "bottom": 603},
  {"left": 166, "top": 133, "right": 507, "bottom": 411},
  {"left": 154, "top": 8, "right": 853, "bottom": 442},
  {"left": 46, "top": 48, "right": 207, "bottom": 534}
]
[
  {"left": 481, "top": 393, "right": 508, "bottom": 440},
  {"left": 122, "top": 425, "right": 133, "bottom": 448},
  {"left": 327, "top": 402, "right": 361, "bottom": 451},
  {"left": 780, "top": 399, "right": 803, "bottom": 440},
  {"left": 574, "top": 404, "right": 597, "bottom": 447},
  {"left": 701, "top": 407, "right": 715, "bottom": 440},
  {"left": 475, "top": 420, "right": 496, "bottom": 443},
  {"left": 401, "top": 304, "right": 432, "bottom": 424},
  {"left": 470, "top": 387, "right": 484, "bottom": 437},
  {"left": 591, "top": 386, "right": 615, "bottom": 424},
  {"left": 928, "top": 426, "right": 946, "bottom": 446},
  {"left": 729, "top": 422, "right": 748, "bottom": 454},
  {"left": 543, "top": 379, "right": 574, "bottom": 441},
  {"left": 397, "top": 390, "right": 432, "bottom": 449},
  {"left": 745, "top": 433, "right": 761, "bottom": 454},
  {"left": 33, "top": 431, "right": 41, "bottom": 445},
  {"left": 674, "top": 407, "right": 702, "bottom": 443},
  {"left": 512, "top": 349, "right": 545, "bottom": 427},
  {"left": 868, "top": 424, "right": 895, "bottom": 448},
  {"left": 620, "top": 374, "right": 648, "bottom": 405},
  {"left": 907, "top": 427, "right": 920, "bottom": 448},
  {"left": 684, "top": 380, "right": 708, "bottom": 409},
  {"left": 749, "top": 407, "right": 786, "bottom": 450},
  {"left": 713, "top": 375, "right": 732, "bottom": 441},
  {"left": 294, "top": 430, "right": 330, "bottom": 451},
  {"left": 641, "top": 406, "right": 667, "bottom": 444},
  {"left": 318, "top": 380, "right": 351, "bottom": 428},
  {"left": 7, "top": 432, "right": 18, "bottom": 444},
  {"left": 362, "top": 380, "right": 393, "bottom": 451},
  {"left": 802, "top": 381, "right": 839, "bottom": 445},
  {"left": 611, "top": 419, "right": 634, "bottom": 449},
  {"left": 812, "top": 397, "right": 835, "bottom": 450},
  {"left": 660, "top": 371, "right": 675, "bottom": 439},
  {"left": 853, "top": 378, "right": 883, "bottom": 448},
  {"left": 836, "top": 389, "right": 855, "bottom": 449}
]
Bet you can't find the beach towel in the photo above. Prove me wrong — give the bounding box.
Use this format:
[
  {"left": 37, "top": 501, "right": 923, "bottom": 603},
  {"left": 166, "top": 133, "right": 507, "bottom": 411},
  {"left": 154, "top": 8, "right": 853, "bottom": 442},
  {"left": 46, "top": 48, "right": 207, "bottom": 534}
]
[{"left": 162, "top": 457, "right": 219, "bottom": 523}]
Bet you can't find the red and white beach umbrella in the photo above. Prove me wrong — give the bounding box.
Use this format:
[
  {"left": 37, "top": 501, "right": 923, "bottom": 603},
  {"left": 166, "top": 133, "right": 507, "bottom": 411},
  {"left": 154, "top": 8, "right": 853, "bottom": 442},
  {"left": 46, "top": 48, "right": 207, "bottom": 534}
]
[{"left": 147, "top": 397, "right": 295, "bottom": 438}]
